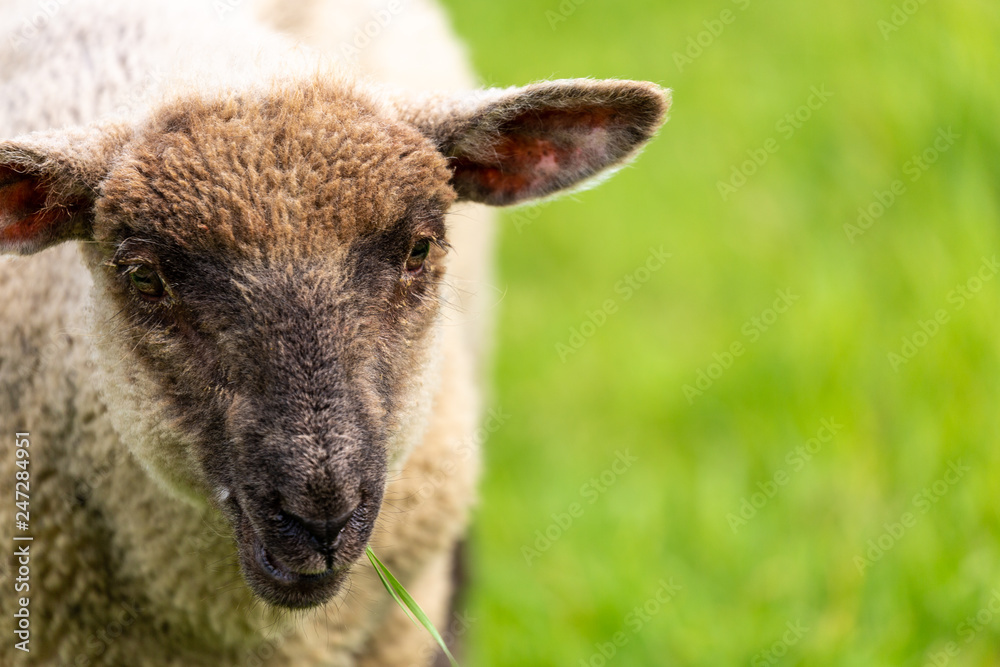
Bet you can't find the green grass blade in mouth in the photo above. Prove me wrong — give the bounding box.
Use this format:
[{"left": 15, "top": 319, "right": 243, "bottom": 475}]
[{"left": 366, "top": 546, "right": 460, "bottom": 667}]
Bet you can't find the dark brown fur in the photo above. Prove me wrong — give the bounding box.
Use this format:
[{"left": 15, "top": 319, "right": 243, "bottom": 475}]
[{"left": 83, "top": 81, "right": 459, "bottom": 607}]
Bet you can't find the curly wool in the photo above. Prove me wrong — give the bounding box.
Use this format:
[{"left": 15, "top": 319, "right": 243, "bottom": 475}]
[{"left": 0, "top": 1, "right": 491, "bottom": 665}]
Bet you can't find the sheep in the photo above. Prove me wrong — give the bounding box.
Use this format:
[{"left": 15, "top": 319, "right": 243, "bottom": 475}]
[{"left": 0, "top": 0, "right": 670, "bottom": 664}]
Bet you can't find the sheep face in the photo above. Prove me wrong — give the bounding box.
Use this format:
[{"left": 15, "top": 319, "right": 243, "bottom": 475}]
[
  {"left": 0, "top": 76, "right": 669, "bottom": 610},
  {"left": 85, "top": 86, "right": 458, "bottom": 609}
]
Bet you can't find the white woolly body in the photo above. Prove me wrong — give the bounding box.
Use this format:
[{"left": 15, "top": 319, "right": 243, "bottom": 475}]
[{"left": 0, "top": 0, "right": 492, "bottom": 665}]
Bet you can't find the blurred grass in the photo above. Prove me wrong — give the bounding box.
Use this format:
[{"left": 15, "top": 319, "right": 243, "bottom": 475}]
[{"left": 436, "top": 0, "right": 1000, "bottom": 665}]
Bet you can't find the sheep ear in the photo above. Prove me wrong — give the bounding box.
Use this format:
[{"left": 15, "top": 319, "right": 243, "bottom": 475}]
[
  {"left": 0, "top": 125, "right": 126, "bottom": 255},
  {"left": 404, "top": 79, "right": 670, "bottom": 206}
]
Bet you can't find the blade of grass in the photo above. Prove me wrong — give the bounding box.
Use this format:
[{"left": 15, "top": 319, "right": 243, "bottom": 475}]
[{"left": 366, "top": 546, "right": 460, "bottom": 667}]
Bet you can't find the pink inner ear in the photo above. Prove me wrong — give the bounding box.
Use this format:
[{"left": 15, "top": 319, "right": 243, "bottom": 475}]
[
  {"left": 0, "top": 165, "right": 75, "bottom": 249},
  {"left": 452, "top": 105, "right": 618, "bottom": 206}
]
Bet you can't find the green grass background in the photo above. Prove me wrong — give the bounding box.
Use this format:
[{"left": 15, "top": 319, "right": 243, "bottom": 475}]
[{"left": 435, "top": 0, "right": 1000, "bottom": 664}]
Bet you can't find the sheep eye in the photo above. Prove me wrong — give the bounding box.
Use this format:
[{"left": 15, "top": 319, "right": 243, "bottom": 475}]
[
  {"left": 128, "top": 265, "right": 165, "bottom": 300},
  {"left": 405, "top": 239, "right": 431, "bottom": 275}
]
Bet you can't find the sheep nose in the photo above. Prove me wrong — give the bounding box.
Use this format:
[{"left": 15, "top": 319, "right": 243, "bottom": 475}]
[{"left": 279, "top": 504, "right": 357, "bottom": 553}]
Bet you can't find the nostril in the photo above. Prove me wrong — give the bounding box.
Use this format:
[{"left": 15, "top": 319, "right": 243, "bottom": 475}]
[{"left": 279, "top": 504, "right": 357, "bottom": 552}]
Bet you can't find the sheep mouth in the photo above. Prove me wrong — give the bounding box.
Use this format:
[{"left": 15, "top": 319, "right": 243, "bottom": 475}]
[
  {"left": 223, "top": 493, "right": 376, "bottom": 609},
  {"left": 253, "top": 536, "right": 336, "bottom": 584}
]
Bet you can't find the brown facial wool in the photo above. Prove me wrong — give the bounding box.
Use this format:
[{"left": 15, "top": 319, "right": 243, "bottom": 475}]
[{"left": 0, "top": 0, "right": 669, "bottom": 664}]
